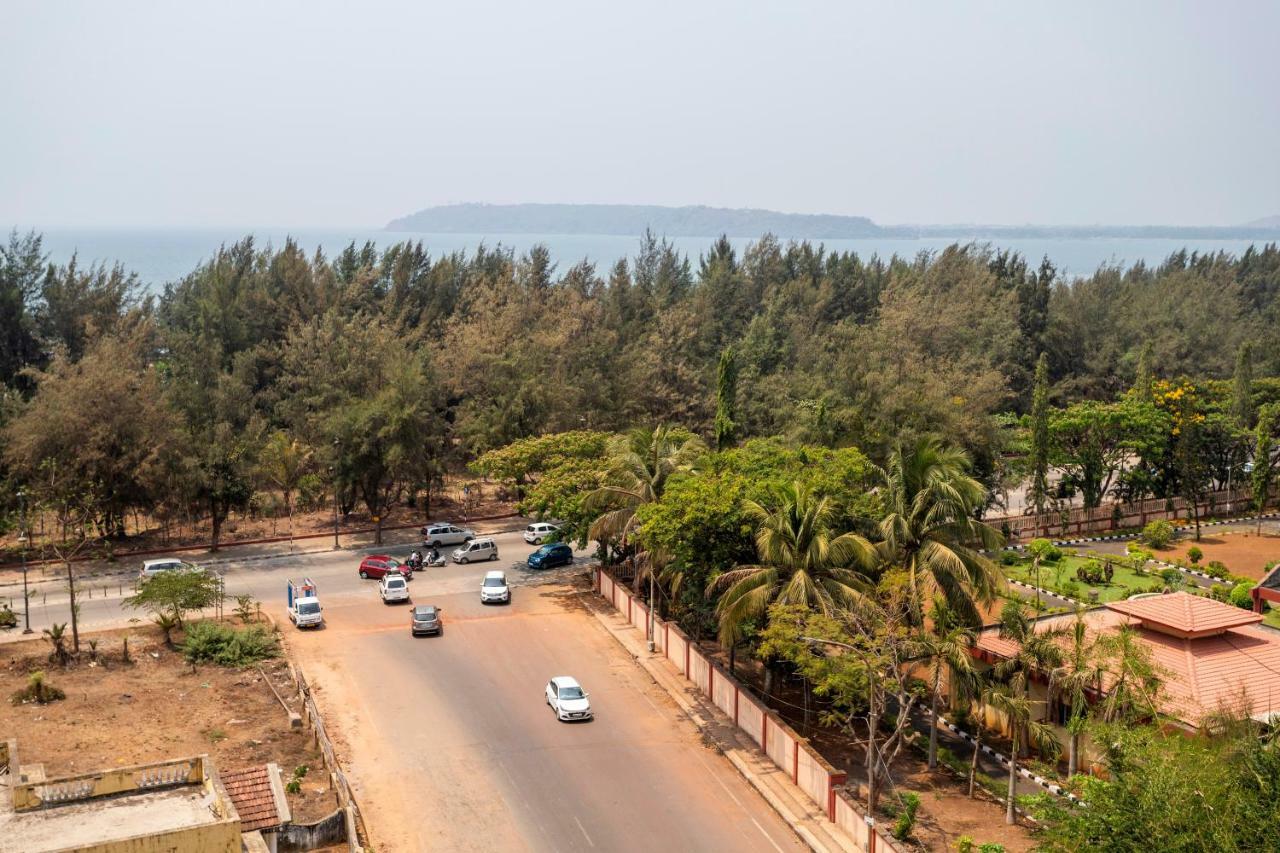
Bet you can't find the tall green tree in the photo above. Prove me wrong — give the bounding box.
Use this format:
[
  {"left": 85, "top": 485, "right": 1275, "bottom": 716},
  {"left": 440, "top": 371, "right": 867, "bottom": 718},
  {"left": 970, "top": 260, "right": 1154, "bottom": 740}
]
[
  {"left": 986, "top": 686, "right": 1060, "bottom": 824},
  {"left": 0, "top": 230, "right": 46, "bottom": 390},
  {"left": 1049, "top": 608, "right": 1105, "bottom": 777},
  {"left": 1028, "top": 352, "right": 1052, "bottom": 529},
  {"left": 1132, "top": 340, "right": 1155, "bottom": 401},
  {"left": 1232, "top": 342, "right": 1255, "bottom": 429},
  {"left": 256, "top": 431, "right": 313, "bottom": 547},
  {"left": 713, "top": 346, "right": 738, "bottom": 451},
  {"left": 920, "top": 597, "right": 975, "bottom": 770},
  {"left": 1252, "top": 404, "right": 1278, "bottom": 533},
  {"left": 875, "top": 437, "right": 1003, "bottom": 626}
]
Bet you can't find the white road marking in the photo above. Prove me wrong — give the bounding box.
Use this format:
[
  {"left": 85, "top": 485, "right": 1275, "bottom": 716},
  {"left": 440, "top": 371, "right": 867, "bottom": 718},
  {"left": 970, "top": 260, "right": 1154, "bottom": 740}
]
[
  {"left": 574, "top": 816, "right": 595, "bottom": 847},
  {"left": 751, "top": 816, "right": 786, "bottom": 853}
]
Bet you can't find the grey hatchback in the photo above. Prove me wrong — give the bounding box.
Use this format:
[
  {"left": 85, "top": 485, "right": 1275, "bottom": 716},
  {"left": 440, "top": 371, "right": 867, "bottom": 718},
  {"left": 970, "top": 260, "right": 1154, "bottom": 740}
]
[{"left": 410, "top": 605, "right": 442, "bottom": 636}]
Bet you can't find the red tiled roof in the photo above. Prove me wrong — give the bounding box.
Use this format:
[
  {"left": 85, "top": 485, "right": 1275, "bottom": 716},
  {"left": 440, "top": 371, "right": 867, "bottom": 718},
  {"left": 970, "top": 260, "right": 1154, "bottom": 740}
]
[
  {"left": 975, "top": 597, "right": 1280, "bottom": 728},
  {"left": 1106, "top": 592, "right": 1262, "bottom": 638},
  {"left": 220, "top": 765, "right": 285, "bottom": 832}
]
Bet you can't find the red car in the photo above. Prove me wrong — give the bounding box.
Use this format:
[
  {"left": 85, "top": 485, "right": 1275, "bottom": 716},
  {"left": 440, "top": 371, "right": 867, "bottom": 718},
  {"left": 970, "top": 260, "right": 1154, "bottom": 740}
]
[{"left": 358, "top": 555, "right": 412, "bottom": 580}]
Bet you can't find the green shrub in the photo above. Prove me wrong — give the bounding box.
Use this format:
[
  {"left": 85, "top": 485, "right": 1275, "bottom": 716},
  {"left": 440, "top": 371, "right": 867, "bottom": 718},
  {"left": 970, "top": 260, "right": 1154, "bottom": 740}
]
[
  {"left": 1210, "top": 583, "right": 1231, "bottom": 602},
  {"left": 892, "top": 792, "right": 920, "bottom": 841},
  {"left": 1204, "top": 560, "right": 1230, "bottom": 580},
  {"left": 182, "top": 621, "right": 278, "bottom": 668},
  {"left": 999, "top": 550, "right": 1020, "bottom": 566},
  {"left": 1060, "top": 579, "right": 1082, "bottom": 599},
  {"left": 11, "top": 670, "right": 66, "bottom": 705},
  {"left": 1160, "top": 567, "right": 1183, "bottom": 586},
  {"left": 1229, "top": 583, "right": 1255, "bottom": 610},
  {"left": 978, "top": 844, "right": 1007, "bottom": 853},
  {"left": 956, "top": 837, "right": 974, "bottom": 853},
  {"left": 1142, "top": 520, "right": 1176, "bottom": 548},
  {"left": 1187, "top": 546, "right": 1203, "bottom": 564},
  {"left": 1076, "top": 559, "right": 1107, "bottom": 585},
  {"left": 1029, "top": 538, "right": 1063, "bottom": 562}
]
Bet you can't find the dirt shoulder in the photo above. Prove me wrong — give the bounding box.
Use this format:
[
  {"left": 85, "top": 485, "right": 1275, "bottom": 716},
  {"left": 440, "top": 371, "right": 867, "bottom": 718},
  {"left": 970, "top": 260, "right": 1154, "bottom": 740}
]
[{"left": 0, "top": 623, "right": 334, "bottom": 825}]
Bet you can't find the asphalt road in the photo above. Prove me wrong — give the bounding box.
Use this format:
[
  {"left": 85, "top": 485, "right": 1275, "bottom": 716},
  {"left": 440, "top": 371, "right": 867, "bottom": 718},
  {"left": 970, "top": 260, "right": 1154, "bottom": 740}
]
[{"left": 3, "top": 532, "right": 804, "bottom": 852}]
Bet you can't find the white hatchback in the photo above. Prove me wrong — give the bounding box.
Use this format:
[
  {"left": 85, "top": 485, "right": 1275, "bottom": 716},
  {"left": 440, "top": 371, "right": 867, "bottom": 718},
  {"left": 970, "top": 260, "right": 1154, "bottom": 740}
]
[
  {"left": 545, "top": 676, "right": 592, "bottom": 722},
  {"left": 480, "top": 570, "right": 510, "bottom": 604},
  {"left": 523, "top": 522, "right": 560, "bottom": 544},
  {"left": 379, "top": 574, "right": 410, "bottom": 604}
]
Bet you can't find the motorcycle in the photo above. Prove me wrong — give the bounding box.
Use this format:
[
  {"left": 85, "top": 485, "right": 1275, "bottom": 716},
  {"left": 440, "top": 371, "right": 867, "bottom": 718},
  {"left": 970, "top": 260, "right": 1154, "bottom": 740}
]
[{"left": 424, "top": 550, "right": 447, "bottom": 568}]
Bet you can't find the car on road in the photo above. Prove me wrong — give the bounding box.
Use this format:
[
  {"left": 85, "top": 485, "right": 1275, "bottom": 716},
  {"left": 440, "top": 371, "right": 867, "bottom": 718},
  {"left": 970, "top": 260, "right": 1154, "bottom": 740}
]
[
  {"left": 480, "top": 570, "right": 510, "bottom": 604},
  {"left": 545, "top": 676, "right": 592, "bottom": 721},
  {"left": 139, "top": 558, "right": 200, "bottom": 580},
  {"left": 523, "top": 522, "right": 560, "bottom": 544},
  {"left": 452, "top": 537, "right": 497, "bottom": 564},
  {"left": 527, "top": 543, "right": 573, "bottom": 570},
  {"left": 410, "top": 605, "right": 442, "bottom": 635},
  {"left": 358, "top": 555, "right": 412, "bottom": 580},
  {"left": 421, "top": 523, "right": 475, "bottom": 548},
  {"left": 380, "top": 574, "right": 410, "bottom": 604}
]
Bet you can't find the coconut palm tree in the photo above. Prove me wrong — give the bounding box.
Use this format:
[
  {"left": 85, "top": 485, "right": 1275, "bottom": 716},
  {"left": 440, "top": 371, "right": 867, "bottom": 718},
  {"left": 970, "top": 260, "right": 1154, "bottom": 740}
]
[
  {"left": 920, "top": 597, "right": 976, "bottom": 769},
  {"left": 709, "top": 481, "right": 876, "bottom": 648},
  {"left": 1095, "top": 624, "right": 1164, "bottom": 724},
  {"left": 585, "top": 424, "right": 705, "bottom": 579},
  {"left": 986, "top": 686, "right": 1061, "bottom": 824},
  {"left": 875, "top": 436, "right": 1004, "bottom": 627},
  {"left": 1049, "top": 607, "right": 1104, "bottom": 776},
  {"left": 993, "top": 601, "right": 1065, "bottom": 735}
]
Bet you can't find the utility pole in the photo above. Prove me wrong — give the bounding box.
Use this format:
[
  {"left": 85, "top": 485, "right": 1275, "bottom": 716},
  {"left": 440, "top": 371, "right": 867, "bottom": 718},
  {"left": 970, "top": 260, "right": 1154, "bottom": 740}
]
[
  {"left": 329, "top": 466, "right": 339, "bottom": 550},
  {"left": 647, "top": 573, "right": 656, "bottom": 653},
  {"left": 18, "top": 489, "right": 31, "bottom": 634}
]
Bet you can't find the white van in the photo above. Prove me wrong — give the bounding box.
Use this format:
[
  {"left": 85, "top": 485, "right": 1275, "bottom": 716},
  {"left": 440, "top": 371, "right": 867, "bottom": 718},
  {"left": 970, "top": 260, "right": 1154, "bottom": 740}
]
[
  {"left": 139, "top": 558, "right": 198, "bottom": 580},
  {"left": 452, "top": 537, "right": 498, "bottom": 564}
]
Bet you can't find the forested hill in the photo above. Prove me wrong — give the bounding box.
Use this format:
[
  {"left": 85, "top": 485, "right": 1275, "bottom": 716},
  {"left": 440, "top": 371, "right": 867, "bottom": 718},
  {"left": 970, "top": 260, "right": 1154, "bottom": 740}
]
[{"left": 385, "top": 203, "right": 883, "bottom": 238}]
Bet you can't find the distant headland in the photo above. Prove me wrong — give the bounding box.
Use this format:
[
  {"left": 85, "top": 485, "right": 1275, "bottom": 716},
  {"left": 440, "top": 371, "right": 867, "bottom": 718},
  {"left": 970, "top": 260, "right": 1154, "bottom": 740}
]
[{"left": 387, "top": 203, "right": 1280, "bottom": 241}]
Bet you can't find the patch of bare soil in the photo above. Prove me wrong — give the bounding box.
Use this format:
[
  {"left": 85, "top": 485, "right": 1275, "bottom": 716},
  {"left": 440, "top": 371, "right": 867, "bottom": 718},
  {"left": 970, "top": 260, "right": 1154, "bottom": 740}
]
[
  {"left": 1162, "top": 530, "right": 1280, "bottom": 579},
  {"left": 700, "top": 646, "right": 1037, "bottom": 852},
  {"left": 0, "top": 623, "right": 334, "bottom": 824}
]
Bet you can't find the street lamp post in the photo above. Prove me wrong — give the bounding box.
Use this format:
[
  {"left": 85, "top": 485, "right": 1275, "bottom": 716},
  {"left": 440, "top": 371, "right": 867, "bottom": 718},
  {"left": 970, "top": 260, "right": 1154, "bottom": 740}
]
[
  {"left": 18, "top": 489, "right": 31, "bottom": 634},
  {"left": 329, "top": 465, "right": 339, "bottom": 550},
  {"left": 647, "top": 573, "right": 656, "bottom": 653}
]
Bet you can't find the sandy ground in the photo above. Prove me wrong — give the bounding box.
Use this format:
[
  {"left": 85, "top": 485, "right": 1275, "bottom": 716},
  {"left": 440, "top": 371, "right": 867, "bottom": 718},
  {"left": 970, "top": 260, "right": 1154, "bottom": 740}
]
[
  {"left": 280, "top": 572, "right": 806, "bottom": 853},
  {"left": 1159, "top": 531, "right": 1280, "bottom": 580},
  {"left": 0, "top": 624, "right": 335, "bottom": 824}
]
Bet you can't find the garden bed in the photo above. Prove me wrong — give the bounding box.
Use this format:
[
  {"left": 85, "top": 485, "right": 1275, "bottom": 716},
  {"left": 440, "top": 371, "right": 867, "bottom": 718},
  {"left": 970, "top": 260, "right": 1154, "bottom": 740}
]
[{"left": 1002, "top": 553, "right": 1164, "bottom": 604}]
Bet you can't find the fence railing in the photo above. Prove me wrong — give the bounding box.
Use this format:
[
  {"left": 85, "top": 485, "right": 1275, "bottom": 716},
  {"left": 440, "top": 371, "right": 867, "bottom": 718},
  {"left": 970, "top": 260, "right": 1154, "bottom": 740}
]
[
  {"left": 985, "top": 486, "right": 1260, "bottom": 539},
  {"left": 594, "top": 567, "right": 902, "bottom": 853},
  {"left": 289, "top": 663, "right": 367, "bottom": 853}
]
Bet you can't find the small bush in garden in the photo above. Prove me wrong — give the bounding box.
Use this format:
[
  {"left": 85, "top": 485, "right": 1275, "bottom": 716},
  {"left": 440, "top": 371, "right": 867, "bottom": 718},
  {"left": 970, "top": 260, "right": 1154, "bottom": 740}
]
[
  {"left": 11, "top": 670, "right": 66, "bottom": 705},
  {"left": 956, "top": 837, "right": 974, "bottom": 853},
  {"left": 1229, "top": 583, "right": 1255, "bottom": 610},
  {"left": 999, "top": 551, "right": 1020, "bottom": 566},
  {"left": 1210, "top": 584, "right": 1230, "bottom": 602},
  {"left": 1204, "top": 561, "right": 1229, "bottom": 579},
  {"left": 1029, "top": 539, "right": 1063, "bottom": 562},
  {"left": 978, "top": 845, "right": 1006, "bottom": 853},
  {"left": 1187, "top": 546, "right": 1203, "bottom": 564},
  {"left": 182, "top": 621, "right": 278, "bottom": 668},
  {"left": 286, "top": 778, "right": 301, "bottom": 794},
  {"left": 1142, "top": 520, "right": 1176, "bottom": 548},
  {"left": 1076, "top": 560, "right": 1106, "bottom": 584},
  {"left": 1160, "top": 567, "right": 1183, "bottom": 586},
  {"left": 892, "top": 792, "right": 920, "bottom": 841}
]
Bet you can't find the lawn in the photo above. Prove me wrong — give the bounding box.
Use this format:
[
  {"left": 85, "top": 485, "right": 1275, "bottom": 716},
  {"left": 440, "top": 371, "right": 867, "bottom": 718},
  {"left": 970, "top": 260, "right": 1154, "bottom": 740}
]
[{"left": 1003, "top": 554, "right": 1165, "bottom": 604}]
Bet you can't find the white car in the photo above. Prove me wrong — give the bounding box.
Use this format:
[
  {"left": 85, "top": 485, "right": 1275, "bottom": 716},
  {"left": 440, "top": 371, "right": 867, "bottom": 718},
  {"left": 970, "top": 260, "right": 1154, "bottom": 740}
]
[
  {"left": 523, "top": 522, "right": 561, "bottom": 544},
  {"left": 139, "top": 558, "right": 199, "bottom": 580},
  {"left": 545, "top": 676, "right": 592, "bottom": 722},
  {"left": 480, "top": 570, "right": 510, "bottom": 605},
  {"left": 379, "top": 574, "right": 410, "bottom": 604},
  {"left": 421, "top": 523, "right": 475, "bottom": 547},
  {"left": 452, "top": 537, "right": 497, "bottom": 564}
]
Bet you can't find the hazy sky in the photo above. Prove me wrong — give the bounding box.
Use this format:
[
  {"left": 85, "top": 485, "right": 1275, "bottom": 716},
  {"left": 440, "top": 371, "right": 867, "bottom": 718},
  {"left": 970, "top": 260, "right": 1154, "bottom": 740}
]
[{"left": 4, "top": 1, "right": 1277, "bottom": 228}]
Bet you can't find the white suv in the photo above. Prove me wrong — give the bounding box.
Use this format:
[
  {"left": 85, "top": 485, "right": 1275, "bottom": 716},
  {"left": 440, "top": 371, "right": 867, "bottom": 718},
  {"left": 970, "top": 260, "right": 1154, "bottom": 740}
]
[
  {"left": 452, "top": 537, "right": 497, "bottom": 564},
  {"left": 139, "top": 558, "right": 199, "bottom": 580},
  {"left": 523, "top": 522, "right": 560, "bottom": 544},
  {"left": 480, "top": 570, "right": 510, "bottom": 604},
  {"left": 421, "top": 523, "right": 475, "bottom": 547},
  {"left": 379, "top": 574, "right": 410, "bottom": 604}
]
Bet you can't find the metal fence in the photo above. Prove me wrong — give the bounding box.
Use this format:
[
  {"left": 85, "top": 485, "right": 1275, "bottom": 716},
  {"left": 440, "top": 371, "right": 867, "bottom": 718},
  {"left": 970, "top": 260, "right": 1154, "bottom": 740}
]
[{"left": 985, "top": 486, "right": 1260, "bottom": 540}]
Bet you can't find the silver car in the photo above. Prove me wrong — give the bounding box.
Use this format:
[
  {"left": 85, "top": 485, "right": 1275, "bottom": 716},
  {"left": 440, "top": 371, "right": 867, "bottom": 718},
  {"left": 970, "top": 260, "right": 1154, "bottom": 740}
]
[{"left": 421, "top": 523, "right": 475, "bottom": 548}]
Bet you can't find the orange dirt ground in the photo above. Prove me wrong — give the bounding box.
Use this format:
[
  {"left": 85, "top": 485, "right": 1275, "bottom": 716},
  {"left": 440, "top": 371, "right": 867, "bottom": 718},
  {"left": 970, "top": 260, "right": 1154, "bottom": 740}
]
[
  {"left": 0, "top": 623, "right": 335, "bottom": 825},
  {"left": 1161, "top": 530, "right": 1280, "bottom": 579}
]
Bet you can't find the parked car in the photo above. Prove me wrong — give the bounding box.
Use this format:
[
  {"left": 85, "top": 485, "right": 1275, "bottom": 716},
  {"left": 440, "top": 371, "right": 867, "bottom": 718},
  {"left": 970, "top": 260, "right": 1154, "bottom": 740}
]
[
  {"left": 139, "top": 558, "right": 199, "bottom": 580},
  {"left": 527, "top": 543, "right": 573, "bottom": 570},
  {"left": 358, "top": 555, "right": 412, "bottom": 580},
  {"left": 480, "top": 570, "right": 510, "bottom": 604},
  {"left": 421, "top": 523, "right": 475, "bottom": 547},
  {"left": 379, "top": 574, "right": 410, "bottom": 604},
  {"left": 545, "top": 676, "right": 592, "bottom": 721},
  {"left": 410, "top": 605, "right": 442, "bottom": 636},
  {"left": 452, "top": 537, "right": 497, "bottom": 564},
  {"left": 523, "top": 522, "right": 560, "bottom": 544}
]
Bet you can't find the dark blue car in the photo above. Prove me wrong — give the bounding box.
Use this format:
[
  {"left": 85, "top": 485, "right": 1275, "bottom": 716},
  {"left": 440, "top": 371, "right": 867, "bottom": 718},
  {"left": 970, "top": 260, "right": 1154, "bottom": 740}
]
[{"left": 527, "top": 543, "right": 574, "bottom": 570}]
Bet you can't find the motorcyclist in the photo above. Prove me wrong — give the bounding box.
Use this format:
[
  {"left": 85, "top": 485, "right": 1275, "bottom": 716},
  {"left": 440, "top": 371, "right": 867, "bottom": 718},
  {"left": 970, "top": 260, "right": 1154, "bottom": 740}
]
[
  {"left": 429, "top": 544, "right": 441, "bottom": 565},
  {"left": 409, "top": 550, "right": 422, "bottom": 569}
]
